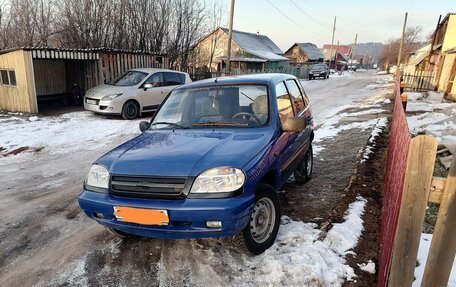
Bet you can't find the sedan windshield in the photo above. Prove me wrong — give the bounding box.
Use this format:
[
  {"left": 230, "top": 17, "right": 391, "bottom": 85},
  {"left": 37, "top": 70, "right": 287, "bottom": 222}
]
[
  {"left": 151, "top": 85, "right": 269, "bottom": 129},
  {"left": 311, "top": 64, "right": 326, "bottom": 69},
  {"left": 107, "top": 71, "right": 147, "bottom": 86}
]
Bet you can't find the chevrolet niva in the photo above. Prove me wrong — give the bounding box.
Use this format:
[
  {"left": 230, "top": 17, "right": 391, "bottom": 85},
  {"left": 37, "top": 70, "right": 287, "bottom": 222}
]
[{"left": 78, "top": 73, "right": 314, "bottom": 254}]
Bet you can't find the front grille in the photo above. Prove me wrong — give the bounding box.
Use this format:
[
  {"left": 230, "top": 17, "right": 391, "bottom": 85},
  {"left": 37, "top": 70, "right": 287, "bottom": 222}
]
[{"left": 110, "top": 175, "right": 189, "bottom": 199}]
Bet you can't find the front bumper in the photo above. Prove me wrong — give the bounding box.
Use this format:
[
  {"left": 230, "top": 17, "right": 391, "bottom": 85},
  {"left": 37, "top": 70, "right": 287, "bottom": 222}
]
[
  {"left": 78, "top": 190, "right": 255, "bottom": 239},
  {"left": 84, "top": 100, "right": 123, "bottom": 115}
]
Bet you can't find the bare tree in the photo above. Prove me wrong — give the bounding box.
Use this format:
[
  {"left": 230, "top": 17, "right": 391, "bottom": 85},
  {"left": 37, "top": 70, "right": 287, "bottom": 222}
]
[
  {"left": 166, "top": 0, "right": 206, "bottom": 70},
  {"left": 0, "top": 0, "right": 216, "bottom": 73},
  {"left": 379, "top": 26, "right": 424, "bottom": 67},
  {"left": 56, "top": 0, "right": 115, "bottom": 48}
]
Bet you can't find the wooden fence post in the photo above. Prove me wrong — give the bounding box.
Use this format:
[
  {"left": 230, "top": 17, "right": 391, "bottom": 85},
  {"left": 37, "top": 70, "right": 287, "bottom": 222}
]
[
  {"left": 388, "top": 135, "right": 438, "bottom": 286},
  {"left": 421, "top": 156, "right": 456, "bottom": 287}
]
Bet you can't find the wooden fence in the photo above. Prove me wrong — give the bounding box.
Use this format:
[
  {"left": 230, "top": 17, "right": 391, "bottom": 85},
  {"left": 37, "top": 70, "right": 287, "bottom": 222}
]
[
  {"left": 190, "top": 65, "right": 310, "bottom": 81},
  {"left": 403, "top": 70, "right": 434, "bottom": 92},
  {"left": 378, "top": 75, "right": 456, "bottom": 286}
]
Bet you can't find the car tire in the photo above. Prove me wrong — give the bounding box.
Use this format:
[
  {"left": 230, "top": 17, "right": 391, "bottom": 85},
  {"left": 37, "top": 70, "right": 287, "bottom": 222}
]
[
  {"left": 294, "top": 144, "right": 313, "bottom": 184},
  {"left": 309, "top": 76, "right": 313, "bottom": 80},
  {"left": 240, "top": 183, "right": 281, "bottom": 255},
  {"left": 122, "top": 100, "right": 139, "bottom": 120}
]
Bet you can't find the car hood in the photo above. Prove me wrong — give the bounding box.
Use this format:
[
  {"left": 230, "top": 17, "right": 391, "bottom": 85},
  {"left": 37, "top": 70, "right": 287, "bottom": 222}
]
[
  {"left": 85, "top": 84, "right": 134, "bottom": 99},
  {"left": 96, "top": 129, "right": 274, "bottom": 177}
]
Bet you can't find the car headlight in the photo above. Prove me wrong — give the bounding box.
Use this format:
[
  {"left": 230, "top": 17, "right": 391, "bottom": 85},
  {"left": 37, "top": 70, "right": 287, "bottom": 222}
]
[
  {"left": 190, "top": 167, "right": 245, "bottom": 194},
  {"left": 86, "top": 164, "right": 109, "bottom": 191},
  {"left": 101, "top": 93, "right": 123, "bottom": 101}
]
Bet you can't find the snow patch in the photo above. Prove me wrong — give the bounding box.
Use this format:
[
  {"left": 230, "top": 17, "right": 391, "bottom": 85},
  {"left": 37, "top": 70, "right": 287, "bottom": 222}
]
[
  {"left": 324, "top": 196, "right": 367, "bottom": 255},
  {"left": 413, "top": 233, "right": 456, "bottom": 287},
  {"left": 360, "top": 118, "right": 388, "bottom": 163},
  {"left": 407, "top": 110, "right": 456, "bottom": 145},
  {"left": 358, "top": 260, "right": 376, "bottom": 274},
  {"left": 0, "top": 111, "right": 141, "bottom": 161},
  {"left": 157, "top": 198, "right": 368, "bottom": 287}
]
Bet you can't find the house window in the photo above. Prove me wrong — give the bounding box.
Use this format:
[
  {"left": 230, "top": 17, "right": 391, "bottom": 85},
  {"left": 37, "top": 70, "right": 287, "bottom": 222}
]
[{"left": 0, "top": 69, "right": 16, "bottom": 86}]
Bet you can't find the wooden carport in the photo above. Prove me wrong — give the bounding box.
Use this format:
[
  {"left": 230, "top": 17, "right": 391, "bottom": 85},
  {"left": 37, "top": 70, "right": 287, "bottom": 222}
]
[{"left": 0, "top": 47, "right": 167, "bottom": 113}]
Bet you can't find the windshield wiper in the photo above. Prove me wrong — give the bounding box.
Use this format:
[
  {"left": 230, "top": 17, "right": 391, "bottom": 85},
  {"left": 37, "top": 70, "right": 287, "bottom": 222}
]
[
  {"left": 151, "top": 122, "right": 190, "bottom": 129},
  {"left": 192, "top": 121, "right": 248, "bottom": 127}
]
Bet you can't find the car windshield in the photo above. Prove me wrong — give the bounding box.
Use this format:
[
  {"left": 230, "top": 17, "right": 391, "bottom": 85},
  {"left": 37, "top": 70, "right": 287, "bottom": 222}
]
[
  {"left": 312, "top": 64, "right": 326, "bottom": 69},
  {"left": 150, "top": 85, "right": 269, "bottom": 129},
  {"left": 107, "top": 71, "right": 147, "bottom": 86}
]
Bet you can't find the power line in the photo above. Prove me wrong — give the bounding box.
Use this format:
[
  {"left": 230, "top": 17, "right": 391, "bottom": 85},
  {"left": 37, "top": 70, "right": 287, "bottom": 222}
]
[
  {"left": 288, "top": 0, "right": 331, "bottom": 30},
  {"left": 265, "top": 0, "right": 327, "bottom": 40}
]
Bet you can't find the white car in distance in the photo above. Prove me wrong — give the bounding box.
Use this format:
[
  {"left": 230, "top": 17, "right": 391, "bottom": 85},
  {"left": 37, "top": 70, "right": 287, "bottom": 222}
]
[{"left": 84, "top": 68, "right": 192, "bottom": 119}]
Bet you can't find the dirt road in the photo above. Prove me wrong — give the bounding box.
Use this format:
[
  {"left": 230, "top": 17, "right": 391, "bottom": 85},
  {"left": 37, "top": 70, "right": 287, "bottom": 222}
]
[{"left": 0, "top": 70, "right": 392, "bottom": 286}]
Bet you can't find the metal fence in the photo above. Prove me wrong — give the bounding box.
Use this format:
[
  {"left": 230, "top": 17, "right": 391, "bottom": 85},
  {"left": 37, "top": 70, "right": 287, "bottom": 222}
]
[{"left": 403, "top": 70, "right": 434, "bottom": 92}]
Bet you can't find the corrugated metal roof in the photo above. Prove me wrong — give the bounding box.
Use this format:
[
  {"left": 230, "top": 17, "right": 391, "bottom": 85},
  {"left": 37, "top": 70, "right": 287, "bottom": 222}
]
[
  {"left": 296, "top": 43, "right": 324, "bottom": 60},
  {"left": 0, "top": 46, "right": 165, "bottom": 56},
  {"left": 220, "top": 28, "right": 288, "bottom": 61}
]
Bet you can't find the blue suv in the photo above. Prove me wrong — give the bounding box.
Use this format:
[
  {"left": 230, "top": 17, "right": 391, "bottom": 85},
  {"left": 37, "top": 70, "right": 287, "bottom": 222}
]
[{"left": 78, "top": 73, "right": 314, "bottom": 254}]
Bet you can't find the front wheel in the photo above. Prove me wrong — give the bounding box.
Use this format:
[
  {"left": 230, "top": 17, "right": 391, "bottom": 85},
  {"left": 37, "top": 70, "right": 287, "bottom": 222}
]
[
  {"left": 241, "top": 184, "right": 281, "bottom": 255},
  {"left": 122, "top": 101, "right": 139, "bottom": 120},
  {"left": 294, "top": 144, "right": 313, "bottom": 184}
]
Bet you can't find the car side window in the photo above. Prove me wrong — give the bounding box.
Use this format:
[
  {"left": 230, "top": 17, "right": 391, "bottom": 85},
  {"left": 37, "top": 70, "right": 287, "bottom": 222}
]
[
  {"left": 297, "top": 80, "right": 310, "bottom": 107},
  {"left": 275, "top": 82, "right": 294, "bottom": 125},
  {"left": 144, "top": 72, "right": 165, "bottom": 87},
  {"left": 164, "top": 72, "right": 183, "bottom": 86},
  {"left": 285, "top": 79, "right": 306, "bottom": 115}
]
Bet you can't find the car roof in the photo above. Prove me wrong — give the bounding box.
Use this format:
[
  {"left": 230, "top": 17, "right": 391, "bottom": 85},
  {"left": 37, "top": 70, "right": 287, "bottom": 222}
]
[
  {"left": 177, "top": 73, "right": 297, "bottom": 90},
  {"left": 130, "top": 68, "right": 187, "bottom": 74}
]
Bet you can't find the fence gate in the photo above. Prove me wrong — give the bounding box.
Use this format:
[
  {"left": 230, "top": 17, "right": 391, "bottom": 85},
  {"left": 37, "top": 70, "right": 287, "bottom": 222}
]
[{"left": 403, "top": 70, "right": 434, "bottom": 92}]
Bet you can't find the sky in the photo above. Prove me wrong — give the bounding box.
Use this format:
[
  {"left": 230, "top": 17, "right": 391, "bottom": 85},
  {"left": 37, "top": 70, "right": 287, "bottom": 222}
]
[{"left": 220, "top": 0, "right": 455, "bottom": 51}]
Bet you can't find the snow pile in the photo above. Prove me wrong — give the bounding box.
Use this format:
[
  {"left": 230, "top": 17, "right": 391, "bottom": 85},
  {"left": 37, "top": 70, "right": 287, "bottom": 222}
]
[
  {"left": 324, "top": 196, "right": 367, "bottom": 255},
  {"left": 156, "top": 198, "right": 368, "bottom": 287},
  {"left": 0, "top": 111, "right": 141, "bottom": 160},
  {"left": 407, "top": 110, "right": 456, "bottom": 145},
  {"left": 330, "top": 71, "right": 354, "bottom": 78},
  {"left": 413, "top": 233, "right": 456, "bottom": 287},
  {"left": 360, "top": 118, "right": 388, "bottom": 163},
  {"left": 358, "top": 260, "right": 376, "bottom": 274}
]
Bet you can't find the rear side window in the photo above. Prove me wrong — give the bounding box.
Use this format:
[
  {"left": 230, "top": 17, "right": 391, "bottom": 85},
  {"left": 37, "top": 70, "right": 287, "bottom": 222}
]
[
  {"left": 275, "top": 82, "right": 294, "bottom": 124},
  {"left": 285, "top": 79, "right": 306, "bottom": 114},
  {"left": 164, "top": 72, "right": 184, "bottom": 86}
]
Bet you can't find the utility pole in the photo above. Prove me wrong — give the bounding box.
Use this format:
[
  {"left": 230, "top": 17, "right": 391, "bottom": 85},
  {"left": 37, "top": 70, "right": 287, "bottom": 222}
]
[
  {"left": 226, "top": 0, "right": 235, "bottom": 75},
  {"left": 397, "top": 12, "right": 408, "bottom": 68},
  {"left": 349, "top": 33, "right": 357, "bottom": 63},
  {"left": 329, "top": 16, "right": 336, "bottom": 68},
  {"left": 427, "top": 15, "right": 442, "bottom": 68}
]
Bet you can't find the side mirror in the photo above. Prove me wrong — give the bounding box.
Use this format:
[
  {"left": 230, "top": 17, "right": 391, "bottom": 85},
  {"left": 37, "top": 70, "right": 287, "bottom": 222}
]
[
  {"left": 143, "top": 83, "right": 153, "bottom": 91},
  {"left": 282, "top": 117, "right": 306, "bottom": 132},
  {"left": 139, "top": 121, "right": 149, "bottom": 132}
]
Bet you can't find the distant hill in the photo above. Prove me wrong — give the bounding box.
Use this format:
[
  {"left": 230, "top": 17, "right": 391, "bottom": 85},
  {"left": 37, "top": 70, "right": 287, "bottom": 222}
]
[{"left": 350, "top": 42, "right": 384, "bottom": 63}]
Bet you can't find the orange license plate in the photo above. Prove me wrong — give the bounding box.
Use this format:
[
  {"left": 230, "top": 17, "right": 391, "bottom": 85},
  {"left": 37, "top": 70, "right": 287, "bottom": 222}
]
[{"left": 113, "top": 206, "right": 169, "bottom": 226}]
